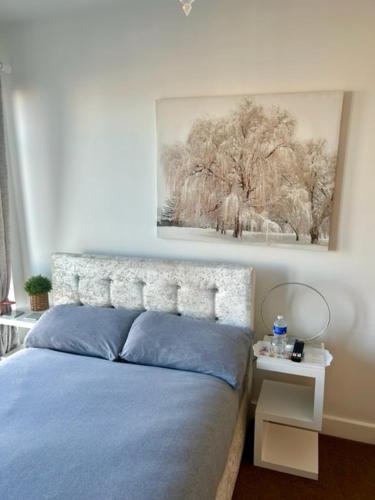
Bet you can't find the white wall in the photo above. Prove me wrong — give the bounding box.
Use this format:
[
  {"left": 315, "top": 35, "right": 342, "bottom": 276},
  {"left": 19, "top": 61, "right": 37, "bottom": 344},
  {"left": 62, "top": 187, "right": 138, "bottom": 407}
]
[{"left": 1, "top": 0, "right": 375, "bottom": 441}]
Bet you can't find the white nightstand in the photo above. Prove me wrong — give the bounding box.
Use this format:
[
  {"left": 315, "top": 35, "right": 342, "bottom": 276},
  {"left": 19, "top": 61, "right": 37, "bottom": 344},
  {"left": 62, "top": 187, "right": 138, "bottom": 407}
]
[
  {"left": 0, "top": 310, "right": 45, "bottom": 359},
  {"left": 253, "top": 337, "right": 332, "bottom": 480},
  {"left": 0, "top": 310, "right": 44, "bottom": 329}
]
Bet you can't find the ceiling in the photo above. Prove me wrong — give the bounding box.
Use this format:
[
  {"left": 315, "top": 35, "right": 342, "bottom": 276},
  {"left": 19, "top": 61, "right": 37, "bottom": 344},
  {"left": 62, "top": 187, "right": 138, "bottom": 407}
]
[{"left": 0, "top": 0, "right": 125, "bottom": 23}]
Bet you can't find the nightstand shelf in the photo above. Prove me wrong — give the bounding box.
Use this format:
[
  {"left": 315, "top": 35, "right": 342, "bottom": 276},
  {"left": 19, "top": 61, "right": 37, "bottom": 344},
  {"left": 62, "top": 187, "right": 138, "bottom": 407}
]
[
  {"left": 0, "top": 310, "right": 44, "bottom": 329},
  {"left": 0, "top": 310, "right": 45, "bottom": 360},
  {"left": 257, "top": 380, "right": 315, "bottom": 429},
  {"left": 260, "top": 422, "right": 318, "bottom": 480}
]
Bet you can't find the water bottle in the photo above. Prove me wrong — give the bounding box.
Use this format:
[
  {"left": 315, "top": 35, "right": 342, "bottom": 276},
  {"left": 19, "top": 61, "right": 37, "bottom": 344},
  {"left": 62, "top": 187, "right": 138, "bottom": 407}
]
[{"left": 271, "top": 315, "right": 287, "bottom": 357}]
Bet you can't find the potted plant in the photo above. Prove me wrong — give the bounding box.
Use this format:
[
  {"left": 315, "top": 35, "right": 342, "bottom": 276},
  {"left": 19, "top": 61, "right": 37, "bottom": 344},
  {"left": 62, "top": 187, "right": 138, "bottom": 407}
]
[{"left": 24, "top": 275, "right": 52, "bottom": 311}]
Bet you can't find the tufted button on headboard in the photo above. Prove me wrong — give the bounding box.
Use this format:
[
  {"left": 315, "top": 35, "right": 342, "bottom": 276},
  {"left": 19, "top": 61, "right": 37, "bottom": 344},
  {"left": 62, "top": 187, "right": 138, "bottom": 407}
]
[{"left": 51, "top": 253, "right": 255, "bottom": 329}]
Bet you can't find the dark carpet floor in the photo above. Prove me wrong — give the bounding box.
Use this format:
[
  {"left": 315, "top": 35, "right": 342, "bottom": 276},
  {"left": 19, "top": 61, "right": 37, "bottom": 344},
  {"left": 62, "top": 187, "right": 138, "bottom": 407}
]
[{"left": 233, "top": 429, "right": 375, "bottom": 500}]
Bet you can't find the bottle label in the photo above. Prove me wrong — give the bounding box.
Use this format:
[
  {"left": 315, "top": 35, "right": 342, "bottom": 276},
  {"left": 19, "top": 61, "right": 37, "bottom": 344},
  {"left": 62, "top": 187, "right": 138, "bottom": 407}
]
[{"left": 273, "top": 326, "right": 287, "bottom": 335}]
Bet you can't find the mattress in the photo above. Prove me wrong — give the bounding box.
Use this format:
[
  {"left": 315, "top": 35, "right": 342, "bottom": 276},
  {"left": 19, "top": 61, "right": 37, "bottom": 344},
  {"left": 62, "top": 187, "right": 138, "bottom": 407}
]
[{"left": 0, "top": 348, "right": 244, "bottom": 500}]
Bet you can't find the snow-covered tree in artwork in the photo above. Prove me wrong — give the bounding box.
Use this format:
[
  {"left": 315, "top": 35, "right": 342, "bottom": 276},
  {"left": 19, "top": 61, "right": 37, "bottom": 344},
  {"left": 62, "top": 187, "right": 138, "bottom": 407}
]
[
  {"left": 268, "top": 186, "right": 310, "bottom": 241},
  {"left": 159, "top": 198, "right": 179, "bottom": 226},
  {"left": 297, "top": 139, "right": 337, "bottom": 243},
  {"left": 159, "top": 98, "right": 338, "bottom": 245}
]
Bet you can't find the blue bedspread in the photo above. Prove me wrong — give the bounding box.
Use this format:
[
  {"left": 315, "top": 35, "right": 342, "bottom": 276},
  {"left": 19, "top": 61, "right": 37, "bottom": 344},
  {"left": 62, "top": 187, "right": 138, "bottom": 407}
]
[{"left": 0, "top": 348, "right": 242, "bottom": 500}]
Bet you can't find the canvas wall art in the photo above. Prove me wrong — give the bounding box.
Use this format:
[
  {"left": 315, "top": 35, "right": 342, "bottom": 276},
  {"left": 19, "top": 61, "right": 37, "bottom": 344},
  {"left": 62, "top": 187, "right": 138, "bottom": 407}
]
[{"left": 157, "top": 91, "right": 343, "bottom": 250}]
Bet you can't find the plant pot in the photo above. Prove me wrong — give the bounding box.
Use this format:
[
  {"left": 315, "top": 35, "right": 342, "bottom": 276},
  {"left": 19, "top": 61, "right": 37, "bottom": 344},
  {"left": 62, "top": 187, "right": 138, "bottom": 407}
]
[{"left": 30, "top": 293, "right": 49, "bottom": 311}]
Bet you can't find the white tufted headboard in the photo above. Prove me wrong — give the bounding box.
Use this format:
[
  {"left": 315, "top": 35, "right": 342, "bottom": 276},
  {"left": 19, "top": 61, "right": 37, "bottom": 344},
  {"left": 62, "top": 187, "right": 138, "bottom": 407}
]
[{"left": 51, "top": 253, "right": 255, "bottom": 329}]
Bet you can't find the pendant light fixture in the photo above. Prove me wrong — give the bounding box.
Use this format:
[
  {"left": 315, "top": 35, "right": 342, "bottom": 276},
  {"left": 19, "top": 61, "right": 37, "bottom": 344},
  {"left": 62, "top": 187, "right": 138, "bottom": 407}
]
[{"left": 180, "top": 0, "right": 195, "bottom": 16}]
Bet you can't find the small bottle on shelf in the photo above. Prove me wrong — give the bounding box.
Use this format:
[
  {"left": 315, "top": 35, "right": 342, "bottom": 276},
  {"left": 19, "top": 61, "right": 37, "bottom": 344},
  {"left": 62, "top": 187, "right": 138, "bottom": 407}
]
[{"left": 271, "top": 315, "right": 288, "bottom": 357}]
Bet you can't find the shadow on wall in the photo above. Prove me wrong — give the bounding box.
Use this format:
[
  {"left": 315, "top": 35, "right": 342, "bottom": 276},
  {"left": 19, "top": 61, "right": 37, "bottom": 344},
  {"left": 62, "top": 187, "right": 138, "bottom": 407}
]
[
  {"left": 329, "top": 91, "right": 352, "bottom": 250},
  {"left": 324, "top": 351, "right": 375, "bottom": 427},
  {"left": 11, "top": 87, "right": 68, "bottom": 274},
  {"left": 252, "top": 264, "right": 289, "bottom": 340}
]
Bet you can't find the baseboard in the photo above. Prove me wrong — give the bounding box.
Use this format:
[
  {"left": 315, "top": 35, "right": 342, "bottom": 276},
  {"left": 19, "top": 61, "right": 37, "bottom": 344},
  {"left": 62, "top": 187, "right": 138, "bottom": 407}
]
[
  {"left": 250, "top": 400, "right": 375, "bottom": 444},
  {"left": 322, "top": 414, "right": 375, "bottom": 445}
]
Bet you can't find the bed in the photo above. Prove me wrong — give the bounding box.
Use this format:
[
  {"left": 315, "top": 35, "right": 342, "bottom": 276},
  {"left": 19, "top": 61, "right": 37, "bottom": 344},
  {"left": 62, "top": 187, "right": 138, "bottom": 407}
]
[{"left": 0, "top": 253, "right": 255, "bottom": 500}]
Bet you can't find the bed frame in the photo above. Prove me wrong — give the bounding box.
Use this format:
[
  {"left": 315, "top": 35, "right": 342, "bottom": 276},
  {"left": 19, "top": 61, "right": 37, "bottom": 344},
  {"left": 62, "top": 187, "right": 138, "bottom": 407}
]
[{"left": 51, "top": 252, "right": 255, "bottom": 500}]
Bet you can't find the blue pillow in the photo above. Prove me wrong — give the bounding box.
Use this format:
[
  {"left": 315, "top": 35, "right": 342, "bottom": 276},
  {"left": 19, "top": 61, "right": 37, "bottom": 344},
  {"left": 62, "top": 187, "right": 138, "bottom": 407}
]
[
  {"left": 120, "top": 311, "right": 252, "bottom": 389},
  {"left": 25, "top": 304, "right": 141, "bottom": 361}
]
